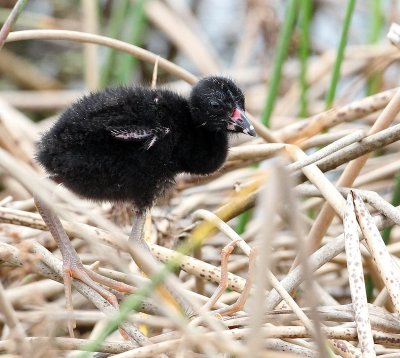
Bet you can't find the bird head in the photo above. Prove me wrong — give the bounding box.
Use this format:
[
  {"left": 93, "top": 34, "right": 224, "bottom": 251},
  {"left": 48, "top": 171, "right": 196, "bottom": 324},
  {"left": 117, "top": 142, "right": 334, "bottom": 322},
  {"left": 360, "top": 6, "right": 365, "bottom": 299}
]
[{"left": 189, "top": 76, "right": 256, "bottom": 136}]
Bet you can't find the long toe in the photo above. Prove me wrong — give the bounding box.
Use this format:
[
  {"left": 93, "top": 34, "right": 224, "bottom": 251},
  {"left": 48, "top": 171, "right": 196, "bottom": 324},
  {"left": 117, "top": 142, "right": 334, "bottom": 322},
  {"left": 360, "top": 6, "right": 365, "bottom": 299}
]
[
  {"left": 62, "top": 258, "right": 122, "bottom": 337},
  {"left": 66, "top": 260, "right": 120, "bottom": 308}
]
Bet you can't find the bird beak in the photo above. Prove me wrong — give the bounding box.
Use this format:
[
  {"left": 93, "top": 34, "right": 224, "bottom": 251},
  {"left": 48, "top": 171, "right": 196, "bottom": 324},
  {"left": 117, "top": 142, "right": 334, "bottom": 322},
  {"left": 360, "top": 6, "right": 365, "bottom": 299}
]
[{"left": 227, "top": 108, "right": 256, "bottom": 136}]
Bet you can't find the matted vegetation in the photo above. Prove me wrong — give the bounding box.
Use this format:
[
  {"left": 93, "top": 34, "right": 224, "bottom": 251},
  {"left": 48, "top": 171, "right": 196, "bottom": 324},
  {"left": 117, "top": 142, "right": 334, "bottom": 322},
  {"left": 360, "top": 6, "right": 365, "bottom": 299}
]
[{"left": 1, "top": 1, "right": 400, "bottom": 357}]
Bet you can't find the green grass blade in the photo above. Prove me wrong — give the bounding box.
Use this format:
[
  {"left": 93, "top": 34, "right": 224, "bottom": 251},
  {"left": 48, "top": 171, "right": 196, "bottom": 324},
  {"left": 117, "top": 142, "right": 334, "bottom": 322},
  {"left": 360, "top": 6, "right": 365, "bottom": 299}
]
[
  {"left": 100, "top": 0, "right": 130, "bottom": 87},
  {"left": 78, "top": 264, "right": 172, "bottom": 357},
  {"left": 236, "top": 209, "right": 251, "bottom": 235},
  {"left": 261, "top": 0, "right": 298, "bottom": 127},
  {"left": 298, "top": 0, "right": 312, "bottom": 118},
  {"left": 366, "top": 0, "right": 383, "bottom": 95},
  {"left": 324, "top": 0, "right": 356, "bottom": 109},
  {"left": 115, "top": 0, "right": 147, "bottom": 84},
  {"left": 368, "top": 0, "right": 383, "bottom": 44}
]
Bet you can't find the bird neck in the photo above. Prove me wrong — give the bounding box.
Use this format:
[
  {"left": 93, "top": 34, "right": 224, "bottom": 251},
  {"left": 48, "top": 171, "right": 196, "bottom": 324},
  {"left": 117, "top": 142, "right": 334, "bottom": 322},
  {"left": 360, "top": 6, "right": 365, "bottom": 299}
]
[{"left": 176, "top": 126, "right": 229, "bottom": 175}]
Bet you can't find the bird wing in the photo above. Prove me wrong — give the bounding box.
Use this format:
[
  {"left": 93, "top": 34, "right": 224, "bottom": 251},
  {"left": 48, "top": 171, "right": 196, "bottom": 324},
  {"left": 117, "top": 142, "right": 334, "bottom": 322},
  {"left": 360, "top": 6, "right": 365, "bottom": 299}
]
[{"left": 107, "top": 125, "right": 170, "bottom": 150}]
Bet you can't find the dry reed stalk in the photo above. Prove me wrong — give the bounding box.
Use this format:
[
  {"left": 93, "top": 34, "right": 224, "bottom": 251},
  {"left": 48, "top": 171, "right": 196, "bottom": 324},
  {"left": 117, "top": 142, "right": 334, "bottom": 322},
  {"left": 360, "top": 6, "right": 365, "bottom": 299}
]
[
  {"left": 81, "top": 0, "right": 99, "bottom": 89},
  {"left": 5, "top": 30, "right": 197, "bottom": 84},
  {"left": 275, "top": 87, "right": 398, "bottom": 143},
  {"left": 344, "top": 192, "right": 375, "bottom": 357},
  {"left": 305, "top": 88, "right": 400, "bottom": 257},
  {"left": 2, "top": 5, "right": 400, "bottom": 357}
]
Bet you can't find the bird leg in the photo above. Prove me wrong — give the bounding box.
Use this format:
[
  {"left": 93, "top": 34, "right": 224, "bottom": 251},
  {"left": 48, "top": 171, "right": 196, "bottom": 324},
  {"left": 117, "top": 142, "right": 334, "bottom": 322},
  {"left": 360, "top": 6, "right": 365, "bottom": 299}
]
[
  {"left": 129, "top": 209, "right": 147, "bottom": 249},
  {"left": 203, "top": 240, "right": 257, "bottom": 316},
  {"left": 34, "top": 197, "right": 133, "bottom": 337},
  {"left": 128, "top": 209, "right": 196, "bottom": 317}
]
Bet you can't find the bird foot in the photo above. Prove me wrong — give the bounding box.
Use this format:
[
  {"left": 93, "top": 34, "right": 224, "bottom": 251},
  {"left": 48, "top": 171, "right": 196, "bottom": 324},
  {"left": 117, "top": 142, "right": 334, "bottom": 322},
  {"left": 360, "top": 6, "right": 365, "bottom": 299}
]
[
  {"left": 203, "top": 240, "right": 257, "bottom": 317},
  {"left": 34, "top": 196, "right": 133, "bottom": 337},
  {"left": 61, "top": 243, "right": 134, "bottom": 337}
]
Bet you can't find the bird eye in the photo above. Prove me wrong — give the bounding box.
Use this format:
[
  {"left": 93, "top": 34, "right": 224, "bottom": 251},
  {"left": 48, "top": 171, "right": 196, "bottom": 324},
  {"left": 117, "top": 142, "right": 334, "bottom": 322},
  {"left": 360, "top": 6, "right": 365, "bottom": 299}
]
[{"left": 209, "top": 100, "right": 221, "bottom": 109}]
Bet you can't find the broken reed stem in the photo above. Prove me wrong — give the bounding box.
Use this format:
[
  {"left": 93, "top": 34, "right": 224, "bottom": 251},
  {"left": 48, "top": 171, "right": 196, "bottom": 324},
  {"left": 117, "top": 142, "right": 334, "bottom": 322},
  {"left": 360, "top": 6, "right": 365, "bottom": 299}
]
[
  {"left": 0, "top": 337, "right": 133, "bottom": 355},
  {"left": 1, "top": 326, "right": 398, "bottom": 357},
  {"left": 305, "top": 88, "right": 400, "bottom": 256},
  {"left": 265, "top": 202, "right": 399, "bottom": 310},
  {"left": 224, "top": 304, "right": 400, "bottom": 333},
  {"left": 344, "top": 192, "right": 376, "bottom": 357},
  {"left": 287, "top": 146, "right": 346, "bottom": 218},
  {"left": 275, "top": 87, "right": 398, "bottom": 143},
  {"left": 297, "top": 185, "right": 400, "bottom": 227},
  {"left": 0, "top": 241, "right": 147, "bottom": 347},
  {"left": 288, "top": 129, "right": 366, "bottom": 171},
  {"left": 277, "top": 165, "right": 331, "bottom": 357},
  {"left": 228, "top": 122, "right": 400, "bottom": 173},
  {"left": 0, "top": 9, "right": 400, "bottom": 357},
  {"left": 352, "top": 192, "right": 400, "bottom": 316},
  {"left": 316, "top": 122, "right": 400, "bottom": 173},
  {"left": 0, "top": 207, "right": 247, "bottom": 292}
]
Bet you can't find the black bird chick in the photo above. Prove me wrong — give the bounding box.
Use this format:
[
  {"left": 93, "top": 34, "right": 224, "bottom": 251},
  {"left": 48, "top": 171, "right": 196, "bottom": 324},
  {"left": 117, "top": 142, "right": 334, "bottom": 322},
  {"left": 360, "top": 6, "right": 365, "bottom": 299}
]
[
  {"left": 37, "top": 76, "right": 255, "bottom": 210},
  {"left": 35, "top": 76, "right": 255, "bottom": 333}
]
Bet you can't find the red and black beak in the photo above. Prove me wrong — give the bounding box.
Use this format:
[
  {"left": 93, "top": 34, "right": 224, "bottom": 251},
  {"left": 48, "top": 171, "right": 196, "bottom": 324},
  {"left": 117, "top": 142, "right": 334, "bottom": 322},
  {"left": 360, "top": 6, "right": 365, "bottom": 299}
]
[{"left": 227, "top": 108, "right": 256, "bottom": 136}]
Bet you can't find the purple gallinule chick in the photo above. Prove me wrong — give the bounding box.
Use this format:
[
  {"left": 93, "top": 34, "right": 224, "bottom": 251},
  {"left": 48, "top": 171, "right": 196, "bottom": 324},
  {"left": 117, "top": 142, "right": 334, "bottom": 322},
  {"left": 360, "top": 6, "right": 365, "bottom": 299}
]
[
  {"left": 37, "top": 76, "right": 255, "bottom": 207},
  {"left": 35, "top": 76, "right": 255, "bottom": 334}
]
